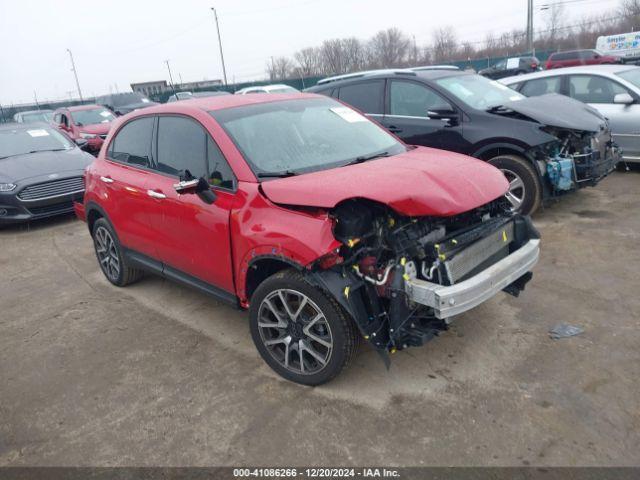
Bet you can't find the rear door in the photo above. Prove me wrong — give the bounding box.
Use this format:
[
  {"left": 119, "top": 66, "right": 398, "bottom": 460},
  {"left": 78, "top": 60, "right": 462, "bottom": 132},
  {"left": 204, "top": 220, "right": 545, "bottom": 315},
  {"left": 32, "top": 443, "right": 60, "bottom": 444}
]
[
  {"left": 143, "top": 115, "right": 236, "bottom": 294},
  {"left": 567, "top": 74, "right": 640, "bottom": 159},
  {"left": 382, "top": 79, "right": 465, "bottom": 152},
  {"left": 100, "top": 116, "right": 159, "bottom": 259}
]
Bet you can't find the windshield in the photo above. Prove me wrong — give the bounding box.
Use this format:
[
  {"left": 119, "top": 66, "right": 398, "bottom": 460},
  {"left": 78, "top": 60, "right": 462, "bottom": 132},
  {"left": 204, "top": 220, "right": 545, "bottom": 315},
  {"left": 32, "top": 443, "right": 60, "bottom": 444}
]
[
  {"left": 210, "top": 97, "right": 405, "bottom": 176},
  {"left": 617, "top": 68, "right": 640, "bottom": 89},
  {"left": 112, "top": 93, "right": 150, "bottom": 106},
  {"left": 436, "top": 74, "right": 525, "bottom": 110},
  {"left": 72, "top": 108, "right": 116, "bottom": 126},
  {"left": 0, "top": 127, "right": 74, "bottom": 159},
  {"left": 21, "top": 111, "right": 53, "bottom": 123}
]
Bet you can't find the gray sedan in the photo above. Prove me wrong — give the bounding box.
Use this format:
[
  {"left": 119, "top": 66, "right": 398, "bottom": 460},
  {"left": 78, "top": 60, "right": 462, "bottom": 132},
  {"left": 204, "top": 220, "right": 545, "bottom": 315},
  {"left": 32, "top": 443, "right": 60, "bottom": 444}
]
[{"left": 501, "top": 65, "right": 640, "bottom": 163}]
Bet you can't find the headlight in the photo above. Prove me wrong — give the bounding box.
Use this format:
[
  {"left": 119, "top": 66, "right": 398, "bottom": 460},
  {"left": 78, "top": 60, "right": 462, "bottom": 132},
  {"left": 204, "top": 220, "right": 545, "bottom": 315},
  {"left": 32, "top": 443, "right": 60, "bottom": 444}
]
[
  {"left": 80, "top": 132, "right": 97, "bottom": 139},
  {"left": 0, "top": 183, "right": 17, "bottom": 192}
]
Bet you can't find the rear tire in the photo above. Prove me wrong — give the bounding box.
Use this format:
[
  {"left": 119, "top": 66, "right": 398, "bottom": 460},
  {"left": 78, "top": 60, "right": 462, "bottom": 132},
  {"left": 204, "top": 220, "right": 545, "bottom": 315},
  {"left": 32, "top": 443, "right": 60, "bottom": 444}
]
[
  {"left": 489, "top": 154, "right": 542, "bottom": 215},
  {"left": 92, "top": 218, "right": 144, "bottom": 287},
  {"left": 249, "top": 269, "right": 358, "bottom": 386}
]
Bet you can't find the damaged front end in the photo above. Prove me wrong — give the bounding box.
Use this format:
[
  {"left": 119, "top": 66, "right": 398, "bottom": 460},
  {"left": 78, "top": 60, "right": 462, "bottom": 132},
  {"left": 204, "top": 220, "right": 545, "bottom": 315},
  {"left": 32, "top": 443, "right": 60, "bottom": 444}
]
[
  {"left": 529, "top": 125, "right": 621, "bottom": 194},
  {"left": 306, "top": 198, "right": 540, "bottom": 360}
]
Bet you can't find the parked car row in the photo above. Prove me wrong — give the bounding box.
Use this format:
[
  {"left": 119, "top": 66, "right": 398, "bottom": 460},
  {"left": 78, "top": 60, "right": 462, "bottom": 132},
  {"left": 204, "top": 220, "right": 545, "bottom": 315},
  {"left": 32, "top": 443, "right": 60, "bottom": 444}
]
[{"left": 306, "top": 67, "right": 620, "bottom": 214}]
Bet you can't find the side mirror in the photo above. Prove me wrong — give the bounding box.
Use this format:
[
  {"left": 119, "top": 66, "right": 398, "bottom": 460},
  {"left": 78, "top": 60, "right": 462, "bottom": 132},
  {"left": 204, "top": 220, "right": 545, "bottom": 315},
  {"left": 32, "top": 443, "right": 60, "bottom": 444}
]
[
  {"left": 58, "top": 123, "right": 68, "bottom": 130},
  {"left": 614, "top": 93, "right": 634, "bottom": 105},
  {"left": 173, "top": 177, "right": 217, "bottom": 204}
]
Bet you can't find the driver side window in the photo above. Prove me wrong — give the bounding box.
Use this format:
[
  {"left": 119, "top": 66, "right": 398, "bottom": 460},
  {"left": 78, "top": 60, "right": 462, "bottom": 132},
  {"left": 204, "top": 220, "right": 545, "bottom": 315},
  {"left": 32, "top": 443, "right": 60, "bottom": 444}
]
[{"left": 389, "top": 81, "right": 453, "bottom": 117}]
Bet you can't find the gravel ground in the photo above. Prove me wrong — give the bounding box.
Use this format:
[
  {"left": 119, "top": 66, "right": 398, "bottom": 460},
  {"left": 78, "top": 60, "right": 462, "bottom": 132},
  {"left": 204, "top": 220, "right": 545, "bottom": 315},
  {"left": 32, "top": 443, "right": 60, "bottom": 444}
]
[{"left": 0, "top": 171, "right": 639, "bottom": 467}]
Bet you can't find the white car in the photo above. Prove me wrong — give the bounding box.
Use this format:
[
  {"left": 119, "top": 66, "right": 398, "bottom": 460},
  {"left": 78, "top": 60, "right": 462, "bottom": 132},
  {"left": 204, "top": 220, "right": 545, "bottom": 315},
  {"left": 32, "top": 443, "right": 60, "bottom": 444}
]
[
  {"left": 235, "top": 84, "right": 300, "bottom": 95},
  {"left": 501, "top": 65, "right": 640, "bottom": 163}
]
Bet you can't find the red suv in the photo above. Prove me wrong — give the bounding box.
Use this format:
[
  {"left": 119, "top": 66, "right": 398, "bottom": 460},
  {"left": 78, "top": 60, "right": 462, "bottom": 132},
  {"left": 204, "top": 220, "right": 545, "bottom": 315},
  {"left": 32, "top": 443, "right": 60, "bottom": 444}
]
[
  {"left": 52, "top": 105, "right": 117, "bottom": 154},
  {"left": 76, "top": 94, "right": 540, "bottom": 385},
  {"left": 545, "top": 49, "right": 622, "bottom": 69}
]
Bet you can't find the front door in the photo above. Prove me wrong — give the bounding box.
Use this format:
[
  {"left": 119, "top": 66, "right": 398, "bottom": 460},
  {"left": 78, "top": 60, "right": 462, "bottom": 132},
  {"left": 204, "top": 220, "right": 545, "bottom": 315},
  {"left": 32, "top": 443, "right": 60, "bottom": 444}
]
[
  {"left": 143, "top": 115, "right": 237, "bottom": 294},
  {"left": 567, "top": 74, "right": 640, "bottom": 160},
  {"left": 382, "top": 79, "right": 465, "bottom": 153}
]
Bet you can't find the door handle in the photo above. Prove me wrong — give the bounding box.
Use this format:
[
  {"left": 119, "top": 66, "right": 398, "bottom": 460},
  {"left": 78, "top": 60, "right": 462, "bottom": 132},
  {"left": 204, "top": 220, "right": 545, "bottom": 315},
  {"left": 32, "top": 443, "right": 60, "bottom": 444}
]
[
  {"left": 100, "top": 176, "right": 114, "bottom": 184},
  {"left": 387, "top": 125, "right": 403, "bottom": 133},
  {"left": 147, "top": 189, "right": 166, "bottom": 199}
]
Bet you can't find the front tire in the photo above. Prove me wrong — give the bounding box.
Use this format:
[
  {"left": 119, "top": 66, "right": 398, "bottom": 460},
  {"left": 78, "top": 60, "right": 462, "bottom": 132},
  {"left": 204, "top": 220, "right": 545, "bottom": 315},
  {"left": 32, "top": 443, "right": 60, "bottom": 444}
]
[
  {"left": 489, "top": 154, "right": 542, "bottom": 215},
  {"left": 92, "top": 218, "right": 143, "bottom": 287},
  {"left": 249, "top": 269, "right": 358, "bottom": 386}
]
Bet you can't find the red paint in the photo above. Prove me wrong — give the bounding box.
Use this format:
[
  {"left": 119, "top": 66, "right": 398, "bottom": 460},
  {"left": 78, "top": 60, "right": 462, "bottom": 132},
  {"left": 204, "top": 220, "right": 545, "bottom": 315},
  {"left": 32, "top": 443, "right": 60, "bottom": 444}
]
[
  {"left": 52, "top": 104, "right": 114, "bottom": 153},
  {"left": 545, "top": 51, "right": 622, "bottom": 69},
  {"left": 261, "top": 147, "right": 508, "bottom": 217},
  {"left": 80, "top": 94, "right": 507, "bottom": 306}
]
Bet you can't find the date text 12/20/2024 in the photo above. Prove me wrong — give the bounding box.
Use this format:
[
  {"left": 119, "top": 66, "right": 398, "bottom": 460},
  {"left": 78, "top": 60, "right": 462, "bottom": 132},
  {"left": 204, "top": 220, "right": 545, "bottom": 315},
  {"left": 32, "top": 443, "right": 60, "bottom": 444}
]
[{"left": 233, "top": 468, "right": 400, "bottom": 478}]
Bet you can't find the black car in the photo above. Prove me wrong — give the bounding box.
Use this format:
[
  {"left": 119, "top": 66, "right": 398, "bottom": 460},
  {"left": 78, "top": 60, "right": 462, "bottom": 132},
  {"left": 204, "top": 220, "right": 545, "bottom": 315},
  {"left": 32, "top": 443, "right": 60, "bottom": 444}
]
[
  {"left": 95, "top": 92, "right": 159, "bottom": 116},
  {"left": 478, "top": 56, "right": 541, "bottom": 80},
  {"left": 306, "top": 68, "right": 620, "bottom": 214},
  {"left": 0, "top": 123, "right": 93, "bottom": 225}
]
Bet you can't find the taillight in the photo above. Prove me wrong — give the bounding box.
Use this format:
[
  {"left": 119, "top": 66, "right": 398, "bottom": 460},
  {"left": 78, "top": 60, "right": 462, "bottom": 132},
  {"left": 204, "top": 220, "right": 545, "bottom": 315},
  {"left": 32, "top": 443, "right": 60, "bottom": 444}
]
[{"left": 531, "top": 63, "right": 538, "bottom": 69}]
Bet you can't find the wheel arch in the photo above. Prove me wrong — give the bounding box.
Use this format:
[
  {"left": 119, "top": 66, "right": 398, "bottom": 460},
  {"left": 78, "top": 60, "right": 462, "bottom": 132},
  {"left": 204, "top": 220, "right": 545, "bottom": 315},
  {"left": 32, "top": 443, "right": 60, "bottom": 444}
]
[
  {"left": 243, "top": 255, "right": 304, "bottom": 305},
  {"left": 85, "top": 201, "right": 110, "bottom": 235}
]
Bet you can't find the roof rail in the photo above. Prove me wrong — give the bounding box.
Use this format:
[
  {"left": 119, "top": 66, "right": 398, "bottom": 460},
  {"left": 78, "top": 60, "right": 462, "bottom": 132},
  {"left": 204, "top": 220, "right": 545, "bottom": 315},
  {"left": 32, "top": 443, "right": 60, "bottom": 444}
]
[
  {"left": 409, "top": 65, "right": 460, "bottom": 71},
  {"left": 316, "top": 69, "right": 417, "bottom": 85}
]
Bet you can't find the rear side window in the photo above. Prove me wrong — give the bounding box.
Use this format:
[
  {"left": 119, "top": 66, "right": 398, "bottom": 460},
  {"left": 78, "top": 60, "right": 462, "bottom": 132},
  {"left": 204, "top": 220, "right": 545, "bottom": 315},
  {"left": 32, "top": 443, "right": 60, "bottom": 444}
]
[
  {"left": 108, "top": 117, "right": 154, "bottom": 167},
  {"left": 568, "top": 75, "right": 628, "bottom": 103},
  {"left": 520, "top": 77, "right": 563, "bottom": 97},
  {"left": 156, "top": 116, "right": 208, "bottom": 178},
  {"left": 389, "top": 81, "right": 453, "bottom": 117},
  {"left": 338, "top": 80, "right": 384, "bottom": 114}
]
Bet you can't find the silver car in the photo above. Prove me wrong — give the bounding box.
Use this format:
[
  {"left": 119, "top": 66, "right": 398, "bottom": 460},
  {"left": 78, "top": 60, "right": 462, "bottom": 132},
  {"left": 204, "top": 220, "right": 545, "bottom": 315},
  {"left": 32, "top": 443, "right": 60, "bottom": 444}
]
[{"left": 501, "top": 65, "right": 640, "bottom": 163}]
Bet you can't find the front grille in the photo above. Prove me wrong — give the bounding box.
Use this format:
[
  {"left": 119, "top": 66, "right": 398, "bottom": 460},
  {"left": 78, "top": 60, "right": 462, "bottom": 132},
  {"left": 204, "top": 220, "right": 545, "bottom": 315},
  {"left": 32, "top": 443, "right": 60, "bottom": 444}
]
[
  {"left": 28, "top": 200, "right": 77, "bottom": 216},
  {"left": 18, "top": 177, "right": 84, "bottom": 201}
]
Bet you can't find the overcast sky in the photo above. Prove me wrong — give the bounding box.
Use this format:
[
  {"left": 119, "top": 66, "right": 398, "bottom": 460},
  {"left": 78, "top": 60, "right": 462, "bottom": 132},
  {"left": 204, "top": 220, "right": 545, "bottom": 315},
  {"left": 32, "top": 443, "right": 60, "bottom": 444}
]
[{"left": 0, "top": 0, "right": 621, "bottom": 105}]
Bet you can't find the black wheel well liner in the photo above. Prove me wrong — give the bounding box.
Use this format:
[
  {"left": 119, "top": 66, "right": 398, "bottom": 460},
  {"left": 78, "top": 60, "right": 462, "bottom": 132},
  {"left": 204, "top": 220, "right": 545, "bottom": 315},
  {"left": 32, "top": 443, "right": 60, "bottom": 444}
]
[
  {"left": 85, "top": 202, "right": 109, "bottom": 235},
  {"left": 473, "top": 142, "right": 547, "bottom": 187},
  {"left": 245, "top": 255, "right": 303, "bottom": 300}
]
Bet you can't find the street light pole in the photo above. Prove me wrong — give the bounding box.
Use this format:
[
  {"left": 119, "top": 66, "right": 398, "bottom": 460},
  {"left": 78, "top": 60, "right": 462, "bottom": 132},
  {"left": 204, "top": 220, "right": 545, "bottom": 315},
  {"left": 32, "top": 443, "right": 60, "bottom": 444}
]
[
  {"left": 211, "top": 7, "right": 228, "bottom": 85},
  {"left": 66, "top": 48, "right": 84, "bottom": 102},
  {"left": 526, "top": 0, "right": 534, "bottom": 53}
]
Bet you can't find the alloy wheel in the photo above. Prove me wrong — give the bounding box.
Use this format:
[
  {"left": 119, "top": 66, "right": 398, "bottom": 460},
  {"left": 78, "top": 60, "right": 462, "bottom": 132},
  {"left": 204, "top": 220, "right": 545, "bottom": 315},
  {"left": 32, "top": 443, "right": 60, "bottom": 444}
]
[
  {"left": 501, "top": 168, "right": 526, "bottom": 212},
  {"left": 257, "top": 289, "right": 333, "bottom": 375},
  {"left": 94, "top": 226, "right": 120, "bottom": 281}
]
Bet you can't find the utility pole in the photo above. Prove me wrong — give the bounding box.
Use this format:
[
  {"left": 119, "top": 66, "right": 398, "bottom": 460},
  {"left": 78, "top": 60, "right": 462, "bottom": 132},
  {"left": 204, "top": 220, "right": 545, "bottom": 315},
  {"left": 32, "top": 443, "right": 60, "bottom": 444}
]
[
  {"left": 34, "top": 91, "right": 40, "bottom": 109},
  {"left": 526, "top": 0, "right": 534, "bottom": 53},
  {"left": 66, "top": 49, "right": 83, "bottom": 101},
  {"left": 211, "top": 7, "right": 228, "bottom": 85},
  {"left": 165, "top": 60, "right": 177, "bottom": 95}
]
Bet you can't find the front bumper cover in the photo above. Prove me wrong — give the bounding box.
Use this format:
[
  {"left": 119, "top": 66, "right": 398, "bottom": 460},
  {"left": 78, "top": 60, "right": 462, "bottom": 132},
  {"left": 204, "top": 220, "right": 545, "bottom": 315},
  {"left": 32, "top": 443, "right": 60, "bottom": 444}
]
[{"left": 405, "top": 238, "right": 540, "bottom": 319}]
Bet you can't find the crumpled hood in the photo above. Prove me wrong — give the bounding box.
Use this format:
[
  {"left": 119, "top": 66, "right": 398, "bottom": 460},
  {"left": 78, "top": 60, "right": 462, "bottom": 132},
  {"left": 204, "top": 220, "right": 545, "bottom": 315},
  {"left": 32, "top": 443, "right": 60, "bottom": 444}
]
[
  {"left": 0, "top": 148, "right": 93, "bottom": 183},
  {"left": 498, "top": 93, "right": 606, "bottom": 132},
  {"left": 260, "top": 147, "right": 508, "bottom": 217}
]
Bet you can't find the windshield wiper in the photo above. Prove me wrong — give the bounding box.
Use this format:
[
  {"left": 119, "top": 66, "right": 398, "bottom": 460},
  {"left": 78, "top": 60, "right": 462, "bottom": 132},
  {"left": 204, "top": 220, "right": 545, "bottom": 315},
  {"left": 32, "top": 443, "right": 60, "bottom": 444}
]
[
  {"left": 345, "top": 151, "right": 391, "bottom": 166},
  {"left": 257, "top": 170, "right": 298, "bottom": 178},
  {"left": 0, "top": 148, "right": 67, "bottom": 160}
]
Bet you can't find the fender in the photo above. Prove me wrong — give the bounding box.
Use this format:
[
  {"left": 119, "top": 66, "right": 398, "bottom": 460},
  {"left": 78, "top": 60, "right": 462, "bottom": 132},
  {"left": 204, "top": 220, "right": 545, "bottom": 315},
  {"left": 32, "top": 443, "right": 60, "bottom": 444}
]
[
  {"left": 84, "top": 200, "right": 111, "bottom": 234},
  {"left": 472, "top": 141, "right": 548, "bottom": 190}
]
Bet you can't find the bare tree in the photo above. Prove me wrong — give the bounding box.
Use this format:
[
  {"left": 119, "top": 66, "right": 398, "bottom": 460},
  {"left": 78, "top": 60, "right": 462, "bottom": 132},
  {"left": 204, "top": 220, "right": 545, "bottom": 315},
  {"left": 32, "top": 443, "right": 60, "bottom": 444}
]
[
  {"left": 368, "top": 28, "right": 411, "bottom": 68},
  {"left": 294, "top": 47, "right": 322, "bottom": 77},
  {"left": 266, "top": 56, "right": 294, "bottom": 81},
  {"left": 432, "top": 26, "right": 458, "bottom": 63},
  {"left": 620, "top": 0, "right": 640, "bottom": 30}
]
